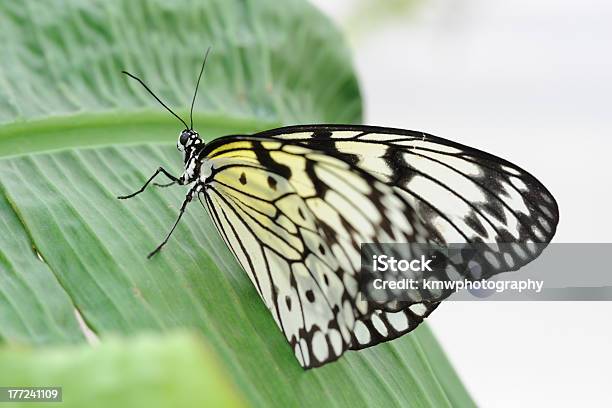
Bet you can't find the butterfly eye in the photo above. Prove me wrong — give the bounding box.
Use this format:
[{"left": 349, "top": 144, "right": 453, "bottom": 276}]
[{"left": 179, "top": 130, "right": 190, "bottom": 146}]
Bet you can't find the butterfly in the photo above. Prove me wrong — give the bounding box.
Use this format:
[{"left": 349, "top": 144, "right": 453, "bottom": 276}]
[{"left": 118, "top": 50, "right": 559, "bottom": 368}]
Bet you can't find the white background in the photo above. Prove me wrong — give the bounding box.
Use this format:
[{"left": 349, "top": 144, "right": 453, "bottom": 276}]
[{"left": 311, "top": 1, "right": 612, "bottom": 406}]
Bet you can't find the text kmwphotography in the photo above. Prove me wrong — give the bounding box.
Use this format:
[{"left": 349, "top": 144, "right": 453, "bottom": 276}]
[{"left": 370, "top": 277, "right": 544, "bottom": 294}]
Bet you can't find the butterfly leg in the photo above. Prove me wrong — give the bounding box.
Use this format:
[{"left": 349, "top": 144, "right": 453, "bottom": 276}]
[
  {"left": 117, "top": 167, "right": 180, "bottom": 199},
  {"left": 147, "top": 183, "right": 199, "bottom": 259},
  {"left": 153, "top": 181, "right": 176, "bottom": 188}
]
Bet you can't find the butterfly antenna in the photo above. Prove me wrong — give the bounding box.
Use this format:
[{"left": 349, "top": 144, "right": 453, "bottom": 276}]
[
  {"left": 189, "top": 46, "right": 211, "bottom": 130},
  {"left": 122, "top": 70, "right": 189, "bottom": 129}
]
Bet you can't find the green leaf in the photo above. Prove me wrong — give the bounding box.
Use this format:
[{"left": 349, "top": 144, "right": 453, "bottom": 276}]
[
  {"left": 0, "top": 0, "right": 475, "bottom": 407},
  {"left": 0, "top": 0, "right": 361, "bottom": 126},
  {"left": 0, "top": 332, "right": 245, "bottom": 408}
]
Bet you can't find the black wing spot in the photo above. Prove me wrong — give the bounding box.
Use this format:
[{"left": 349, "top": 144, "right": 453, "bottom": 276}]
[
  {"left": 253, "top": 141, "right": 291, "bottom": 178},
  {"left": 239, "top": 172, "right": 247, "bottom": 185},
  {"left": 323, "top": 274, "right": 329, "bottom": 286},
  {"left": 305, "top": 289, "right": 315, "bottom": 302},
  {"left": 306, "top": 160, "right": 329, "bottom": 196},
  {"left": 298, "top": 206, "right": 305, "bottom": 220},
  {"left": 285, "top": 296, "right": 292, "bottom": 310},
  {"left": 337, "top": 151, "right": 360, "bottom": 167},
  {"left": 465, "top": 212, "right": 488, "bottom": 238},
  {"left": 318, "top": 243, "right": 326, "bottom": 255},
  {"left": 312, "top": 130, "right": 332, "bottom": 138},
  {"left": 268, "top": 176, "right": 277, "bottom": 190}
]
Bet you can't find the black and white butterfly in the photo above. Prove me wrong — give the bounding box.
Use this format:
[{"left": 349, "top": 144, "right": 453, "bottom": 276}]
[{"left": 119, "top": 51, "right": 559, "bottom": 368}]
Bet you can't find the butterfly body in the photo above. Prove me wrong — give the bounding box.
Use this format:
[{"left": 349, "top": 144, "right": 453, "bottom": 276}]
[{"left": 176, "top": 129, "right": 204, "bottom": 184}]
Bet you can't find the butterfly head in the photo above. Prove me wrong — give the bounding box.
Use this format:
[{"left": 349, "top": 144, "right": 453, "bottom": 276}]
[{"left": 177, "top": 129, "right": 202, "bottom": 153}]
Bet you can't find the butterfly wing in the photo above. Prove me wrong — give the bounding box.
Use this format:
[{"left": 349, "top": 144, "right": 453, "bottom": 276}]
[
  {"left": 249, "top": 125, "right": 559, "bottom": 350},
  {"left": 263, "top": 125, "right": 558, "bottom": 248},
  {"left": 200, "top": 137, "right": 435, "bottom": 368},
  {"left": 200, "top": 125, "right": 559, "bottom": 366}
]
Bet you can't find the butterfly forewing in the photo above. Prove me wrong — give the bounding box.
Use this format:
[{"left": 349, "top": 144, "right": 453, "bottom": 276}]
[{"left": 268, "top": 126, "right": 558, "bottom": 278}]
